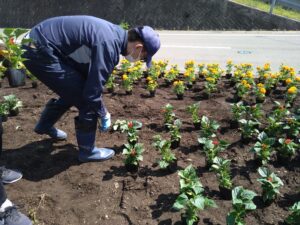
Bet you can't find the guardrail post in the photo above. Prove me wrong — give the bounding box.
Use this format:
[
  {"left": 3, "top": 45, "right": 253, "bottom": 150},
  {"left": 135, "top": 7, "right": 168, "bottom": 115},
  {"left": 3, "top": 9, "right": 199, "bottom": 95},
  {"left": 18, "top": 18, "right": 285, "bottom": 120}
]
[{"left": 269, "top": 0, "right": 277, "bottom": 14}]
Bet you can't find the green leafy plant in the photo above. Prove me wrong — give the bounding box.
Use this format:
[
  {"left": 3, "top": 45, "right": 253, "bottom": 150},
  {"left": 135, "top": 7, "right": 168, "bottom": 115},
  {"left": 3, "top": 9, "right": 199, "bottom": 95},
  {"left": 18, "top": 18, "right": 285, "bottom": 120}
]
[
  {"left": 250, "top": 132, "right": 275, "bottom": 165},
  {"left": 173, "top": 80, "right": 185, "bottom": 97},
  {"left": 211, "top": 157, "right": 233, "bottom": 190},
  {"left": 119, "top": 21, "right": 130, "bottom": 30},
  {"left": 0, "top": 28, "right": 31, "bottom": 69},
  {"left": 186, "top": 102, "right": 201, "bottom": 125},
  {"left": 162, "top": 103, "right": 176, "bottom": 127},
  {"left": 122, "top": 143, "right": 144, "bottom": 166},
  {"left": 199, "top": 116, "right": 220, "bottom": 138},
  {"left": 173, "top": 165, "right": 217, "bottom": 225},
  {"left": 198, "top": 138, "right": 229, "bottom": 167},
  {"left": 120, "top": 58, "right": 131, "bottom": 73},
  {"left": 164, "top": 65, "right": 179, "bottom": 84},
  {"left": 257, "top": 167, "right": 283, "bottom": 203},
  {"left": 152, "top": 135, "right": 176, "bottom": 169},
  {"left": 121, "top": 73, "right": 133, "bottom": 93},
  {"left": 204, "top": 76, "right": 218, "bottom": 97},
  {"left": 238, "top": 119, "right": 260, "bottom": 140},
  {"left": 3, "top": 94, "right": 22, "bottom": 111},
  {"left": 245, "top": 104, "right": 263, "bottom": 120},
  {"left": 285, "top": 201, "right": 300, "bottom": 225},
  {"left": 105, "top": 72, "right": 117, "bottom": 91},
  {"left": 277, "top": 138, "right": 299, "bottom": 159},
  {"left": 226, "top": 186, "right": 257, "bottom": 225},
  {"left": 283, "top": 116, "right": 300, "bottom": 138},
  {"left": 113, "top": 120, "right": 142, "bottom": 144},
  {"left": 231, "top": 102, "right": 246, "bottom": 122},
  {"left": 0, "top": 103, "right": 9, "bottom": 118},
  {"left": 169, "top": 119, "right": 182, "bottom": 143}
]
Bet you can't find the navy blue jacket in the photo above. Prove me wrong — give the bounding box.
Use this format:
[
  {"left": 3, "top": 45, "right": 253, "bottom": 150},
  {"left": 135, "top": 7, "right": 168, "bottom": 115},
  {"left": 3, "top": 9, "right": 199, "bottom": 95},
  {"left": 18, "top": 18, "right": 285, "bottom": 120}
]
[{"left": 29, "top": 15, "right": 127, "bottom": 115}]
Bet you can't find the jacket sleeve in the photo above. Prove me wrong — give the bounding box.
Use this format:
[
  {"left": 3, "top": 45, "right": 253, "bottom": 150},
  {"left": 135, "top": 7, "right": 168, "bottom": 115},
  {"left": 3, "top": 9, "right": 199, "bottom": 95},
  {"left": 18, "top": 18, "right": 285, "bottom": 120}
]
[{"left": 82, "top": 42, "right": 114, "bottom": 117}]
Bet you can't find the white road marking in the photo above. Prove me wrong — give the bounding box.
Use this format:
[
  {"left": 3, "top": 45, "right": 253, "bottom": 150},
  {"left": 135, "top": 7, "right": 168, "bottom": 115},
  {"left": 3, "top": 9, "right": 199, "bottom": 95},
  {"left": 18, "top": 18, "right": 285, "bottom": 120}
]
[
  {"left": 162, "top": 45, "right": 231, "bottom": 49},
  {"left": 159, "top": 33, "right": 300, "bottom": 37}
]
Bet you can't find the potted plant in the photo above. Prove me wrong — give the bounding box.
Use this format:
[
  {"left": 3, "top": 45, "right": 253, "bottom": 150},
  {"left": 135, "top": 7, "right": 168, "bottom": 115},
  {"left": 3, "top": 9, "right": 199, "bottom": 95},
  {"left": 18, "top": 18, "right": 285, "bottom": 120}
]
[
  {"left": 122, "top": 73, "right": 133, "bottom": 95},
  {"left": 113, "top": 119, "right": 142, "bottom": 145},
  {"left": 238, "top": 119, "right": 260, "bottom": 144},
  {"left": 173, "top": 165, "right": 217, "bottom": 225},
  {"left": 186, "top": 102, "right": 201, "bottom": 129},
  {"left": 199, "top": 116, "right": 220, "bottom": 138},
  {"left": 163, "top": 65, "right": 179, "bottom": 86},
  {"left": 283, "top": 116, "right": 300, "bottom": 139},
  {"left": 285, "top": 201, "right": 300, "bottom": 225},
  {"left": 203, "top": 76, "right": 217, "bottom": 99},
  {"left": 255, "top": 83, "right": 266, "bottom": 103},
  {"left": 169, "top": 119, "right": 182, "bottom": 149},
  {"left": 122, "top": 143, "right": 144, "bottom": 173},
  {"left": 0, "top": 28, "right": 31, "bottom": 87},
  {"left": 250, "top": 132, "right": 275, "bottom": 165},
  {"left": 0, "top": 103, "right": 9, "bottom": 122},
  {"left": 226, "top": 186, "right": 257, "bottom": 225},
  {"left": 230, "top": 102, "right": 246, "bottom": 129},
  {"left": 277, "top": 138, "right": 299, "bottom": 164},
  {"left": 105, "top": 73, "right": 117, "bottom": 93},
  {"left": 3, "top": 94, "right": 22, "bottom": 116},
  {"left": 183, "top": 68, "right": 196, "bottom": 89},
  {"left": 198, "top": 138, "right": 229, "bottom": 168},
  {"left": 173, "top": 80, "right": 185, "bottom": 100},
  {"left": 211, "top": 157, "right": 233, "bottom": 200},
  {"left": 257, "top": 167, "right": 283, "bottom": 206},
  {"left": 285, "top": 86, "right": 297, "bottom": 107},
  {"left": 162, "top": 103, "right": 176, "bottom": 130},
  {"left": 146, "top": 77, "right": 158, "bottom": 97},
  {"left": 152, "top": 135, "right": 177, "bottom": 173},
  {"left": 226, "top": 59, "right": 234, "bottom": 79}
]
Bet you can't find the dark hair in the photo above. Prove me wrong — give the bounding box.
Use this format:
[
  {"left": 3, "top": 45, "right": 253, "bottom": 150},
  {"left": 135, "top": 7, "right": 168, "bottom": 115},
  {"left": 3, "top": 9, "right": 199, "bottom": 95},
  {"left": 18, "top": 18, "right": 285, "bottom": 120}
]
[{"left": 128, "top": 27, "right": 143, "bottom": 43}]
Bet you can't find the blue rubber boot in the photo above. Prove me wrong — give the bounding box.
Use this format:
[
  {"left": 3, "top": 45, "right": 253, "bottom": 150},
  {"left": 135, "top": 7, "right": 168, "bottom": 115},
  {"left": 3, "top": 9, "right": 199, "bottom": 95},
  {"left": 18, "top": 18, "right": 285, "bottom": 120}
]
[
  {"left": 75, "top": 116, "right": 115, "bottom": 162},
  {"left": 34, "top": 98, "right": 70, "bottom": 140}
]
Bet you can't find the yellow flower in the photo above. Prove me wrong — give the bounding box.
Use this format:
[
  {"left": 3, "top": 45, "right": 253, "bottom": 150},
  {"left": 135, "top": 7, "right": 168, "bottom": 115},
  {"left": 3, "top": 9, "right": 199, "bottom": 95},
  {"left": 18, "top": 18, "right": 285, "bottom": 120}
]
[
  {"left": 263, "top": 73, "right": 269, "bottom": 79},
  {"left": 271, "top": 73, "right": 278, "bottom": 79},
  {"left": 127, "top": 68, "right": 133, "bottom": 73},
  {"left": 241, "top": 80, "right": 248, "bottom": 86},
  {"left": 122, "top": 74, "right": 128, "bottom": 80},
  {"left": 296, "top": 76, "right": 300, "bottom": 82},
  {"left": 287, "top": 86, "right": 297, "bottom": 94},
  {"left": 227, "top": 59, "right": 233, "bottom": 65},
  {"left": 173, "top": 81, "right": 178, "bottom": 86},
  {"left": 147, "top": 76, "right": 152, "bottom": 81},
  {"left": 246, "top": 71, "right": 253, "bottom": 78},
  {"left": 257, "top": 83, "right": 264, "bottom": 88},
  {"left": 286, "top": 78, "right": 293, "bottom": 84},
  {"left": 206, "top": 77, "right": 215, "bottom": 83},
  {"left": 264, "top": 63, "right": 270, "bottom": 70},
  {"left": 259, "top": 87, "right": 266, "bottom": 94},
  {"left": 246, "top": 84, "right": 251, "bottom": 89}
]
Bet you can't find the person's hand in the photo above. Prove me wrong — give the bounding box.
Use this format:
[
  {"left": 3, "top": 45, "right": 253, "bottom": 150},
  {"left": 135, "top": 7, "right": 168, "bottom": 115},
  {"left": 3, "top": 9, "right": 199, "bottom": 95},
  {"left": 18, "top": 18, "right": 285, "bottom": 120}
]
[{"left": 99, "top": 112, "right": 111, "bottom": 132}]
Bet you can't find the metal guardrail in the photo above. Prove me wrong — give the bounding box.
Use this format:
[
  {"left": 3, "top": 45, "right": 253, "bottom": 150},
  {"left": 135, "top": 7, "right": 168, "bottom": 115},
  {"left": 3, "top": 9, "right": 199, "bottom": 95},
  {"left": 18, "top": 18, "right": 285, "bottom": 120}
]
[{"left": 268, "top": 0, "right": 300, "bottom": 14}]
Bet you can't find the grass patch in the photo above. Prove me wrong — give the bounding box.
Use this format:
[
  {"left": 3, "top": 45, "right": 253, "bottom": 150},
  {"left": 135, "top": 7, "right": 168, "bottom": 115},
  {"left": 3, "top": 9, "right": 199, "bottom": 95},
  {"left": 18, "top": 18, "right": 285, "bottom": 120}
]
[{"left": 231, "top": 0, "right": 300, "bottom": 21}]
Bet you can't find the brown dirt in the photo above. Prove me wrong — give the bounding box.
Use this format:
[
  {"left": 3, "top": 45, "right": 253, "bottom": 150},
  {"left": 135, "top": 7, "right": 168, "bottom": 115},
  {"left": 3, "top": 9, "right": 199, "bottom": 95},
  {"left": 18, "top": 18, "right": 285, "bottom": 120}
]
[{"left": 1, "top": 76, "right": 299, "bottom": 225}]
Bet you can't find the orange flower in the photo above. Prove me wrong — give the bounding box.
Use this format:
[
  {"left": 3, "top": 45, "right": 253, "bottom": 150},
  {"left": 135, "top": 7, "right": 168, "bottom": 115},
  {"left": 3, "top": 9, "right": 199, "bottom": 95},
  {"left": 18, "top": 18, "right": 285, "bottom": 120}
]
[
  {"left": 287, "top": 86, "right": 297, "bottom": 95},
  {"left": 259, "top": 87, "right": 266, "bottom": 95}
]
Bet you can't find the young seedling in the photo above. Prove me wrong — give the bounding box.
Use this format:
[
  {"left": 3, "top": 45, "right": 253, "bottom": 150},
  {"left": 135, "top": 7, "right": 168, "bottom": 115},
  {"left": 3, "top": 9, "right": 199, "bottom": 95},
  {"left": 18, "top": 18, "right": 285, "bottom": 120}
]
[
  {"left": 245, "top": 104, "right": 263, "bottom": 121},
  {"left": 199, "top": 116, "right": 220, "bottom": 138},
  {"left": 226, "top": 186, "right": 257, "bottom": 225},
  {"left": 113, "top": 119, "right": 142, "bottom": 145},
  {"left": 173, "top": 80, "right": 185, "bottom": 100},
  {"left": 285, "top": 201, "right": 300, "bottom": 225},
  {"left": 277, "top": 138, "right": 299, "bottom": 161},
  {"left": 3, "top": 94, "right": 22, "bottom": 116},
  {"left": 173, "top": 165, "right": 217, "bottom": 225},
  {"left": 211, "top": 157, "right": 233, "bottom": 199},
  {"left": 230, "top": 102, "right": 246, "bottom": 128},
  {"left": 105, "top": 72, "right": 117, "bottom": 93},
  {"left": 122, "top": 143, "right": 144, "bottom": 172},
  {"left": 0, "top": 103, "right": 9, "bottom": 122},
  {"left": 169, "top": 119, "right": 182, "bottom": 149},
  {"left": 238, "top": 119, "right": 260, "bottom": 143},
  {"left": 146, "top": 76, "right": 158, "bottom": 97},
  {"left": 122, "top": 73, "right": 133, "bottom": 94},
  {"left": 198, "top": 138, "right": 229, "bottom": 168},
  {"left": 250, "top": 132, "right": 275, "bottom": 165},
  {"left": 162, "top": 103, "right": 176, "bottom": 128},
  {"left": 164, "top": 65, "right": 179, "bottom": 85},
  {"left": 152, "top": 135, "right": 177, "bottom": 171},
  {"left": 186, "top": 102, "right": 201, "bottom": 129},
  {"left": 283, "top": 116, "right": 300, "bottom": 139},
  {"left": 257, "top": 167, "right": 283, "bottom": 205}
]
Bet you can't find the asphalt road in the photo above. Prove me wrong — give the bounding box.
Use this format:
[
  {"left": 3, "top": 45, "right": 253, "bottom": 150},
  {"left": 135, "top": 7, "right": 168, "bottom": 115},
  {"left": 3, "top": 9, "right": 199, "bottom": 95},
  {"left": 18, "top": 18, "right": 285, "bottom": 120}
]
[{"left": 155, "top": 31, "right": 300, "bottom": 72}]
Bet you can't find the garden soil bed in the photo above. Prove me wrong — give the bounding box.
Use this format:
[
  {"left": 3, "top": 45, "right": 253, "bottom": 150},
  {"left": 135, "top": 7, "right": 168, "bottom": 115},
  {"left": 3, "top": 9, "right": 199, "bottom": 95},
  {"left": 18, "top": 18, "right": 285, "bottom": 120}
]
[{"left": 1, "top": 77, "right": 299, "bottom": 225}]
